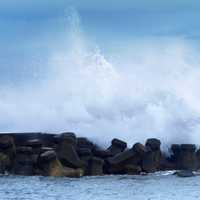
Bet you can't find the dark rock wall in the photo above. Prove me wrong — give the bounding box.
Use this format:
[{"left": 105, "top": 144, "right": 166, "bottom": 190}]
[{"left": 0, "top": 133, "right": 198, "bottom": 177}]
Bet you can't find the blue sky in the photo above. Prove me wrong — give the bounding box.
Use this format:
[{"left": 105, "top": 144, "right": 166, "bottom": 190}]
[
  {"left": 0, "top": 1, "right": 199, "bottom": 18},
  {"left": 0, "top": 0, "right": 200, "bottom": 85}
]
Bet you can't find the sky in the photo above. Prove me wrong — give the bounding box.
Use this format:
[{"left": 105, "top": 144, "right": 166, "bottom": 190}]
[
  {"left": 0, "top": 0, "right": 200, "bottom": 84},
  {"left": 0, "top": 1, "right": 200, "bottom": 18}
]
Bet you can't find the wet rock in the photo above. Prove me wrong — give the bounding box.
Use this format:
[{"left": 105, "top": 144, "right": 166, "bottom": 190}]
[
  {"left": 170, "top": 144, "right": 181, "bottom": 164},
  {"left": 108, "top": 143, "right": 144, "bottom": 166},
  {"left": 59, "top": 132, "right": 77, "bottom": 145},
  {"left": 196, "top": 149, "right": 200, "bottom": 169},
  {"left": 38, "top": 150, "right": 65, "bottom": 176},
  {"left": 106, "top": 143, "right": 145, "bottom": 174},
  {"left": 142, "top": 139, "right": 162, "bottom": 173},
  {"left": 77, "top": 148, "right": 92, "bottom": 157},
  {"left": 0, "top": 153, "right": 10, "bottom": 174},
  {"left": 38, "top": 150, "right": 83, "bottom": 177},
  {"left": 124, "top": 165, "right": 142, "bottom": 175},
  {"left": 125, "top": 143, "right": 146, "bottom": 165},
  {"left": 16, "top": 146, "right": 33, "bottom": 155},
  {"left": 63, "top": 167, "right": 84, "bottom": 178},
  {"left": 40, "top": 134, "right": 57, "bottom": 147},
  {"left": 0, "top": 135, "right": 16, "bottom": 171},
  {"left": 175, "top": 170, "right": 195, "bottom": 177},
  {"left": 77, "top": 148, "right": 93, "bottom": 176},
  {"left": 145, "top": 138, "right": 161, "bottom": 151},
  {"left": 107, "top": 139, "right": 127, "bottom": 156},
  {"left": 77, "top": 137, "right": 94, "bottom": 150},
  {"left": 159, "top": 153, "right": 176, "bottom": 171},
  {"left": 107, "top": 148, "right": 136, "bottom": 166},
  {"left": 88, "top": 157, "right": 104, "bottom": 176},
  {"left": 25, "top": 139, "right": 43, "bottom": 156},
  {"left": 26, "top": 139, "right": 42, "bottom": 148},
  {"left": 170, "top": 144, "right": 197, "bottom": 170},
  {"left": 13, "top": 164, "right": 34, "bottom": 176},
  {"left": 13, "top": 133, "right": 42, "bottom": 146},
  {"left": 13, "top": 146, "right": 35, "bottom": 175},
  {"left": 56, "top": 133, "right": 84, "bottom": 168},
  {"left": 40, "top": 147, "right": 54, "bottom": 154},
  {"left": 0, "top": 136, "right": 14, "bottom": 149},
  {"left": 142, "top": 149, "right": 161, "bottom": 173},
  {"left": 93, "top": 147, "right": 113, "bottom": 159},
  {"left": 178, "top": 144, "right": 197, "bottom": 170}
]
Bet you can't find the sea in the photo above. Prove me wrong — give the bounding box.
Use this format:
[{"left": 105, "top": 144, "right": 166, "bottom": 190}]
[{"left": 0, "top": 172, "right": 199, "bottom": 200}]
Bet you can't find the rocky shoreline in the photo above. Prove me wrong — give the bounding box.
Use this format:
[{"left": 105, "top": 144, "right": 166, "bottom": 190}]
[{"left": 0, "top": 132, "right": 198, "bottom": 177}]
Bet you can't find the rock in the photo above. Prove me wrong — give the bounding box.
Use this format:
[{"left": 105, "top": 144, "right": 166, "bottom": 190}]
[
  {"left": 39, "top": 150, "right": 57, "bottom": 162},
  {"left": 170, "top": 144, "right": 181, "bottom": 165},
  {"left": 175, "top": 170, "right": 195, "bottom": 177},
  {"left": 93, "top": 147, "right": 113, "bottom": 159},
  {"left": 177, "top": 144, "right": 197, "bottom": 170},
  {"left": 37, "top": 150, "right": 64, "bottom": 176},
  {"left": 38, "top": 150, "right": 83, "bottom": 177},
  {"left": 12, "top": 133, "right": 57, "bottom": 148},
  {"left": 170, "top": 144, "right": 197, "bottom": 170},
  {"left": 76, "top": 148, "right": 93, "bottom": 175},
  {"left": 41, "top": 134, "right": 57, "bottom": 147},
  {"left": 132, "top": 143, "right": 146, "bottom": 155},
  {"left": 13, "top": 163, "right": 34, "bottom": 176},
  {"left": 12, "top": 133, "right": 42, "bottom": 146},
  {"left": 13, "top": 146, "right": 35, "bottom": 175},
  {"left": 124, "top": 165, "right": 142, "bottom": 175},
  {"left": 196, "top": 149, "right": 200, "bottom": 169},
  {"left": 142, "top": 149, "right": 162, "bottom": 173},
  {"left": 0, "top": 153, "right": 10, "bottom": 174},
  {"left": 16, "top": 146, "right": 33, "bottom": 155},
  {"left": 63, "top": 167, "right": 84, "bottom": 178},
  {"left": 88, "top": 157, "right": 104, "bottom": 176},
  {"left": 106, "top": 143, "right": 145, "bottom": 174},
  {"left": 0, "top": 136, "right": 14, "bottom": 149},
  {"left": 107, "top": 138, "right": 127, "bottom": 156},
  {"left": 107, "top": 148, "right": 136, "bottom": 166},
  {"left": 108, "top": 143, "right": 145, "bottom": 166},
  {"left": 77, "top": 137, "right": 94, "bottom": 150},
  {"left": 25, "top": 139, "right": 42, "bottom": 147},
  {"left": 0, "top": 135, "right": 16, "bottom": 171},
  {"left": 40, "top": 147, "right": 54, "bottom": 154},
  {"left": 59, "top": 132, "right": 77, "bottom": 145},
  {"left": 142, "top": 139, "right": 162, "bottom": 173},
  {"left": 26, "top": 139, "right": 42, "bottom": 151},
  {"left": 122, "top": 143, "right": 145, "bottom": 169},
  {"left": 159, "top": 153, "right": 176, "bottom": 171},
  {"left": 145, "top": 138, "right": 161, "bottom": 151},
  {"left": 77, "top": 148, "right": 92, "bottom": 157},
  {"left": 56, "top": 135, "right": 84, "bottom": 168}
]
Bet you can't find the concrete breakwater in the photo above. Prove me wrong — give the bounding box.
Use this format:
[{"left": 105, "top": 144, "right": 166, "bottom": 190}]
[{"left": 0, "top": 132, "right": 199, "bottom": 177}]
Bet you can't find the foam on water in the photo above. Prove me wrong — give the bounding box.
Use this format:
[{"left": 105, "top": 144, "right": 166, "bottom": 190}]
[{"left": 1, "top": 9, "right": 200, "bottom": 148}]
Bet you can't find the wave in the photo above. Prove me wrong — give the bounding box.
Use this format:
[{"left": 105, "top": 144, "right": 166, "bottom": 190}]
[{"left": 0, "top": 8, "right": 200, "bottom": 149}]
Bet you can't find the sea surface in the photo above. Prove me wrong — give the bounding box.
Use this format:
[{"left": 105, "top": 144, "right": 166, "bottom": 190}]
[{"left": 0, "top": 172, "right": 199, "bottom": 200}]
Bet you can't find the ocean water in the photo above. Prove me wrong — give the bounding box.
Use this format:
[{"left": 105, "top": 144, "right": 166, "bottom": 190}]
[{"left": 0, "top": 172, "right": 199, "bottom": 200}]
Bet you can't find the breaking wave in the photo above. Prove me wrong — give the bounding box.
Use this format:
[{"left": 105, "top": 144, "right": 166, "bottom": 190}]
[{"left": 1, "top": 8, "right": 200, "bottom": 148}]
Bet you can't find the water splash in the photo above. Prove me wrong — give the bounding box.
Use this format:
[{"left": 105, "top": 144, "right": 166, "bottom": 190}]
[{"left": 0, "top": 9, "right": 200, "bottom": 148}]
